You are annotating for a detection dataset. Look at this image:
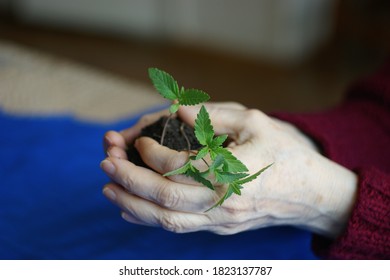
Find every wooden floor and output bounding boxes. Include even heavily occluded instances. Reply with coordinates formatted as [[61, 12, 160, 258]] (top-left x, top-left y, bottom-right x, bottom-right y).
[[0, 20, 386, 114]]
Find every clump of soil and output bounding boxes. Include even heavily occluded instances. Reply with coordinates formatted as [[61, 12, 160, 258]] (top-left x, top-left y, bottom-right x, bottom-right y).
[[127, 116, 202, 168]]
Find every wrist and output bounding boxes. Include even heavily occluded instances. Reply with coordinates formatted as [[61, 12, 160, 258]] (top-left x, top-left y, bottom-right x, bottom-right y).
[[302, 157, 358, 239], [272, 117, 358, 238]]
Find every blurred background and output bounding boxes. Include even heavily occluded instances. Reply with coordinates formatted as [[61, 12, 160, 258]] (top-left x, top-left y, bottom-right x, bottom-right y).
[[0, 0, 389, 260], [0, 0, 389, 116]]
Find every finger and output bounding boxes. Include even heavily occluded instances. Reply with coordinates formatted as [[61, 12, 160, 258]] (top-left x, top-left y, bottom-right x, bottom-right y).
[[178, 103, 249, 137], [177, 102, 246, 126], [120, 109, 170, 145], [103, 183, 152, 227], [121, 211, 149, 227], [134, 137, 210, 184], [100, 157, 216, 212], [106, 146, 128, 160], [134, 137, 188, 174], [103, 130, 127, 154], [202, 101, 247, 111], [103, 183, 212, 233]]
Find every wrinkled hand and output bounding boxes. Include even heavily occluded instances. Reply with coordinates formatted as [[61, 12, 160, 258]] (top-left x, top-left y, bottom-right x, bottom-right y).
[[101, 102, 357, 238]]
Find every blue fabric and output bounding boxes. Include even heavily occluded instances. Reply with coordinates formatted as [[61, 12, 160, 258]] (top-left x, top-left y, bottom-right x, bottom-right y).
[[0, 110, 317, 260]]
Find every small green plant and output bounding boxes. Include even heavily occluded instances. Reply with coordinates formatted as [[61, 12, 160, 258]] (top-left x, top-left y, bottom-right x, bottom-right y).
[[148, 67, 272, 210], [148, 68, 210, 146]]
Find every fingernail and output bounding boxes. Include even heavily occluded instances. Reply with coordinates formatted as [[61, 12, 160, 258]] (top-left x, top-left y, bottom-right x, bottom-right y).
[[103, 187, 116, 201], [121, 212, 135, 223], [100, 159, 116, 175], [103, 135, 112, 151], [106, 147, 114, 158], [104, 134, 113, 145], [134, 138, 140, 148], [121, 212, 129, 221]]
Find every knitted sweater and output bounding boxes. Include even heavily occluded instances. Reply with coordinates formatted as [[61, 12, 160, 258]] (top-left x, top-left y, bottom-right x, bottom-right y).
[[274, 62, 390, 259]]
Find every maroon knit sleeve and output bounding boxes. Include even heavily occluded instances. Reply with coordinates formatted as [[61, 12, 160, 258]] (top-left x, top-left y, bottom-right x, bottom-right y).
[[312, 168, 390, 259], [272, 61, 390, 259]]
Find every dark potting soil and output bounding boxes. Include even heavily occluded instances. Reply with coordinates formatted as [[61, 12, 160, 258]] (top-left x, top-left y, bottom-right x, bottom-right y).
[[127, 116, 202, 168]]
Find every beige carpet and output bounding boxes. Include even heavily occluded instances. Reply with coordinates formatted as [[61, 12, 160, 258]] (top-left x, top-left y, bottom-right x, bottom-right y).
[[0, 40, 164, 123]]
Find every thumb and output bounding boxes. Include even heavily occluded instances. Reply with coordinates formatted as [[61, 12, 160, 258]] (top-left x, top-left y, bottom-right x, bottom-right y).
[[178, 102, 247, 136]]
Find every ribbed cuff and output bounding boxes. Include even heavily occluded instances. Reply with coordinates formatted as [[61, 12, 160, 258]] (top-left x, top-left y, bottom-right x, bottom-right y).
[[311, 168, 390, 259]]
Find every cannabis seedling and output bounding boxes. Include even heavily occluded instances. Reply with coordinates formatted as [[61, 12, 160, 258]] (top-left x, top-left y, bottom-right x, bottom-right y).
[[148, 68, 272, 210], [148, 68, 210, 146]]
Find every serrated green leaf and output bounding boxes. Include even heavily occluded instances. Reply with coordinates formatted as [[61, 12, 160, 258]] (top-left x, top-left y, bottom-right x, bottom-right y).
[[194, 105, 214, 146], [209, 149, 218, 160], [213, 147, 248, 173], [206, 186, 234, 212], [195, 146, 209, 160], [179, 86, 185, 97], [230, 183, 243, 195], [236, 163, 273, 185], [179, 89, 210, 106], [163, 160, 191, 177], [169, 103, 180, 114], [186, 167, 214, 190], [209, 154, 224, 171], [208, 164, 273, 211], [210, 134, 228, 149], [214, 171, 248, 184], [148, 68, 179, 100]]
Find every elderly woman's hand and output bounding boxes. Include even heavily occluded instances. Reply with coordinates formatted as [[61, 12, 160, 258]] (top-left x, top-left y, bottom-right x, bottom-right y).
[[101, 102, 357, 238]]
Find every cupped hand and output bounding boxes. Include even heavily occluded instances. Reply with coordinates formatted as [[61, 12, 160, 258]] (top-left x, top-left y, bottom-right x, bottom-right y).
[[101, 102, 357, 238]]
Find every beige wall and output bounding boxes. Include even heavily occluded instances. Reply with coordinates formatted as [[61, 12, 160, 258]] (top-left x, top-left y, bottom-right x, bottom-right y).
[[13, 0, 336, 64]]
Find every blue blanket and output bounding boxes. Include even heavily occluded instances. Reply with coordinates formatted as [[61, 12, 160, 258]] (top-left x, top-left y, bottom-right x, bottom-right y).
[[0, 110, 317, 260]]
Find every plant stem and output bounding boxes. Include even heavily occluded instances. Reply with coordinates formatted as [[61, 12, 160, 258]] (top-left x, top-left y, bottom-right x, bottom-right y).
[[189, 150, 210, 168], [160, 114, 172, 146], [181, 122, 210, 172], [180, 122, 191, 152], [201, 158, 210, 168]]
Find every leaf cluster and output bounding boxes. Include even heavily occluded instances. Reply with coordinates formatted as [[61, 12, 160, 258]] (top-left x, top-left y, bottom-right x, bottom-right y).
[[164, 105, 272, 210], [148, 67, 272, 210], [148, 68, 210, 113]]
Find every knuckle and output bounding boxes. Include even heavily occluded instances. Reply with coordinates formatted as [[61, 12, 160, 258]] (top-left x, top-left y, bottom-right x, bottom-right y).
[[243, 109, 270, 134], [223, 206, 245, 222], [121, 172, 135, 192], [245, 108, 266, 122], [156, 185, 182, 209], [159, 212, 184, 233], [228, 101, 247, 109]]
